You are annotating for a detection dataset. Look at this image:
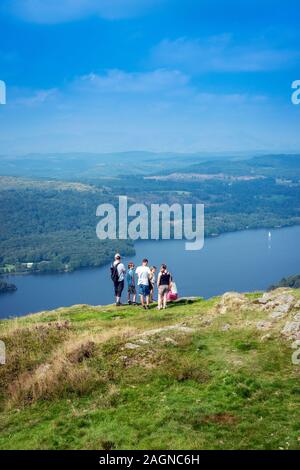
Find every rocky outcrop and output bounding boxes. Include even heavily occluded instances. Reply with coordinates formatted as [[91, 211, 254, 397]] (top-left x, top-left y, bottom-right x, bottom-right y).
[[214, 292, 248, 315], [215, 288, 300, 342], [254, 290, 295, 319], [281, 321, 300, 339]]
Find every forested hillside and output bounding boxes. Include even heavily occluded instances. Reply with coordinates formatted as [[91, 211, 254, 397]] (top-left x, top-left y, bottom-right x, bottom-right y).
[[1, 154, 300, 274], [0, 177, 134, 273]]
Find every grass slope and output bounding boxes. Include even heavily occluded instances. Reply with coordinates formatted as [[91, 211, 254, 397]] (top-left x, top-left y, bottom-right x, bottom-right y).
[[0, 294, 300, 450]]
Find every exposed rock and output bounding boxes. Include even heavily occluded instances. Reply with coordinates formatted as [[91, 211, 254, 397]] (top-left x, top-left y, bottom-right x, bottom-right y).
[[291, 340, 300, 365], [261, 333, 272, 342], [269, 303, 291, 319], [256, 291, 295, 311], [269, 311, 285, 319], [173, 296, 202, 303], [136, 339, 150, 345], [221, 324, 231, 331], [140, 324, 195, 338], [256, 292, 274, 304], [176, 326, 195, 333], [293, 313, 300, 321], [273, 303, 291, 314], [274, 293, 295, 304], [281, 321, 300, 338], [124, 343, 140, 350], [214, 289, 296, 319], [164, 337, 178, 345], [291, 339, 300, 349], [215, 292, 248, 314], [256, 320, 272, 330]]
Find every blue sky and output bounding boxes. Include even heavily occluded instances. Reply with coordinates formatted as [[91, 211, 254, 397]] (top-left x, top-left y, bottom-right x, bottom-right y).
[[0, 0, 299, 154]]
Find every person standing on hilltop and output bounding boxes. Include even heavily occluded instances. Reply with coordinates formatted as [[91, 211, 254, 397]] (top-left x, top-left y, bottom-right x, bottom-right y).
[[149, 266, 157, 303], [157, 264, 172, 310], [127, 262, 137, 305], [110, 253, 126, 306], [136, 258, 151, 309]]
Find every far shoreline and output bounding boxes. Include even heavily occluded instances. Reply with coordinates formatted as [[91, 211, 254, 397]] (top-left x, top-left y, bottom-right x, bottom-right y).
[[1, 221, 298, 278]]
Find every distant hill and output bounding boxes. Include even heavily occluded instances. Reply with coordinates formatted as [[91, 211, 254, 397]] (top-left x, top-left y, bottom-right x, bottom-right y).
[[0, 151, 213, 180], [149, 154, 300, 180], [269, 274, 300, 290]]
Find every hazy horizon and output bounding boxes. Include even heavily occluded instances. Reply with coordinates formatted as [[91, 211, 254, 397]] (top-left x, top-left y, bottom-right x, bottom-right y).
[[0, 0, 300, 155]]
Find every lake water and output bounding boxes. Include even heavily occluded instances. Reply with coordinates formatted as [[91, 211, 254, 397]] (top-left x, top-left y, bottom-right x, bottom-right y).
[[1, 225, 300, 319]]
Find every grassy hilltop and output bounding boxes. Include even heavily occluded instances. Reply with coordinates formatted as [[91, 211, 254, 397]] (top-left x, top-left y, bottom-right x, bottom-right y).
[[0, 290, 300, 450]]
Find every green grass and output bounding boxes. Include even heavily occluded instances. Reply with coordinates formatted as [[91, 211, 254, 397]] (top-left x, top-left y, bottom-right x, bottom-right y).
[[0, 295, 299, 450]]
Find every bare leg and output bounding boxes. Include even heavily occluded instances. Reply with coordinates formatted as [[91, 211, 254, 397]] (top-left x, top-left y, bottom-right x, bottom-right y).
[[146, 295, 150, 307], [140, 295, 144, 307]]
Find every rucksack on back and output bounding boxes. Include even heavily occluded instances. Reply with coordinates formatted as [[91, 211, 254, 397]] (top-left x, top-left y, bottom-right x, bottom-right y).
[[110, 262, 120, 283]]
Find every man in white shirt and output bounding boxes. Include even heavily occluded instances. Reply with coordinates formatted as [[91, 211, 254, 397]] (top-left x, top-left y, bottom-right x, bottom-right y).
[[111, 253, 126, 306], [135, 258, 151, 309]]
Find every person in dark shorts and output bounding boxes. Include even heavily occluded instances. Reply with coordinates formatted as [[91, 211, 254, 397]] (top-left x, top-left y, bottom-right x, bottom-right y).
[[110, 253, 126, 306], [136, 258, 151, 309], [127, 262, 136, 305], [157, 264, 172, 310]]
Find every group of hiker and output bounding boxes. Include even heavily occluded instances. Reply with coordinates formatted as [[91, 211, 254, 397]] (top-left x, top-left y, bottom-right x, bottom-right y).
[[110, 253, 178, 309]]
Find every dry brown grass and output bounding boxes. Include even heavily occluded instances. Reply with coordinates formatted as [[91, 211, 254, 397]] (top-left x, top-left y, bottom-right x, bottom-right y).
[[6, 326, 137, 407]]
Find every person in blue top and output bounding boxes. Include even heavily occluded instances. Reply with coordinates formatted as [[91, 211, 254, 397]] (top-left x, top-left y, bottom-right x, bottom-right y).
[[127, 262, 137, 305]]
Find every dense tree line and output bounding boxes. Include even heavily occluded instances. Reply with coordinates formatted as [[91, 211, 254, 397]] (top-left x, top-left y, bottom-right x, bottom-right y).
[[1, 154, 300, 274], [269, 275, 300, 290], [0, 281, 17, 293]]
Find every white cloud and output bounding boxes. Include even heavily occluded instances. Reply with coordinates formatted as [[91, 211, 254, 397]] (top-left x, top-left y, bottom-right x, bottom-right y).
[[195, 92, 267, 105], [150, 36, 300, 72], [4, 0, 161, 23], [15, 88, 58, 106], [73, 69, 190, 94], [10, 69, 267, 110]]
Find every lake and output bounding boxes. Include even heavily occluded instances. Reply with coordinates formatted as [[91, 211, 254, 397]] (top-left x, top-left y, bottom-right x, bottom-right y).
[[0, 225, 300, 319]]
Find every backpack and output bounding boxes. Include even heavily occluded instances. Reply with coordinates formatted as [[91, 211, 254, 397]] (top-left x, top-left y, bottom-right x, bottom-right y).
[[110, 262, 120, 283]]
